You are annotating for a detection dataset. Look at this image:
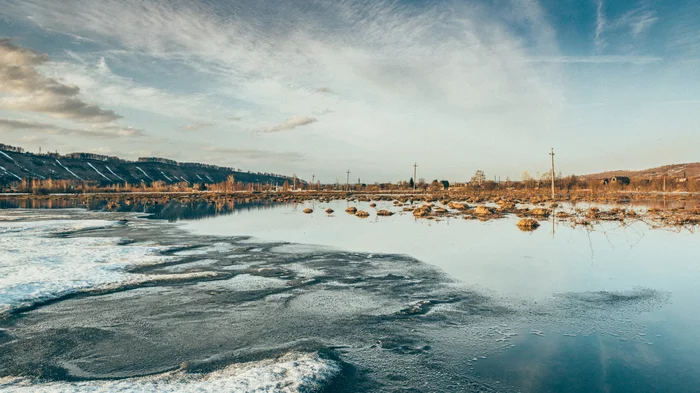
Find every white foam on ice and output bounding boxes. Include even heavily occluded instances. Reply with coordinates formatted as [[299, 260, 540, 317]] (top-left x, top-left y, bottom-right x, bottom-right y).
[[200, 274, 289, 291], [269, 243, 334, 254], [162, 259, 219, 273], [0, 351, 340, 393], [87, 162, 111, 181], [0, 219, 185, 315], [173, 243, 235, 256]]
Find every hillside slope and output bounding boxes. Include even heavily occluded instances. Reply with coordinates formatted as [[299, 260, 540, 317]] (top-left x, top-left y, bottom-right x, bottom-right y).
[[583, 162, 700, 180], [0, 145, 295, 187]]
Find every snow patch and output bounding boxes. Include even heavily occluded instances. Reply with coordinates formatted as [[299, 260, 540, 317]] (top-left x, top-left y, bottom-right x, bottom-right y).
[[160, 170, 173, 182], [105, 165, 125, 182], [55, 159, 82, 180], [0, 165, 21, 180], [87, 162, 111, 181], [136, 166, 153, 180], [0, 150, 15, 161]]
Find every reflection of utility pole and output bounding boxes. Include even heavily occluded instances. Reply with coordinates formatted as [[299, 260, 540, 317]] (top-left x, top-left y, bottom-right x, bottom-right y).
[[549, 148, 556, 200], [413, 163, 417, 191], [346, 169, 350, 191], [551, 211, 555, 238]]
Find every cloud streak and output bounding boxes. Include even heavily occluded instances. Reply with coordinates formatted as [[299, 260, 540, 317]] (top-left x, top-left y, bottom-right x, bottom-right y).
[[259, 116, 318, 133], [182, 122, 215, 131], [203, 146, 304, 161], [0, 117, 145, 138]]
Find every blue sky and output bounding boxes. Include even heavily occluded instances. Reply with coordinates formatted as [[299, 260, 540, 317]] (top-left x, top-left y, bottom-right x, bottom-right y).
[[0, 0, 698, 183]]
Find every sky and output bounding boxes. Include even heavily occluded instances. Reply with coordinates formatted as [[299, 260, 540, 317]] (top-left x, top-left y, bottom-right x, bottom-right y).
[[0, 0, 698, 183]]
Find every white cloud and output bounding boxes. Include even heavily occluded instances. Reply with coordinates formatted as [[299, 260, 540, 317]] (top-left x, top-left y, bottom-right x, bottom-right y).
[[0, 39, 121, 122], [0, 0, 568, 181]]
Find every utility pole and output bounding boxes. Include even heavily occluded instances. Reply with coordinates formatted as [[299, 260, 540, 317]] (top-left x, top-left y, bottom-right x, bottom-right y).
[[312, 174, 315, 190], [549, 148, 556, 200], [346, 169, 351, 191], [413, 163, 417, 191]]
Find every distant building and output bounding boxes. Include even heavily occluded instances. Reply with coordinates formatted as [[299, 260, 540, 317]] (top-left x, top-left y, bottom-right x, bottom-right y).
[[610, 176, 630, 185]]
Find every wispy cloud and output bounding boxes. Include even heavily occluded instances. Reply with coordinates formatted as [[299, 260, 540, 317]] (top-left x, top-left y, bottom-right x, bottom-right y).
[[0, 39, 121, 123], [595, 0, 607, 51], [527, 55, 662, 64], [182, 122, 214, 131], [0, 117, 145, 138], [0, 0, 567, 180], [594, 2, 659, 51], [259, 116, 318, 133], [203, 146, 304, 161]]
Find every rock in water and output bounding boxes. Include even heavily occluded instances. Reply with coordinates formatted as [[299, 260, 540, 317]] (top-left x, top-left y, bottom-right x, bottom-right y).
[[355, 210, 370, 218], [517, 218, 540, 231]]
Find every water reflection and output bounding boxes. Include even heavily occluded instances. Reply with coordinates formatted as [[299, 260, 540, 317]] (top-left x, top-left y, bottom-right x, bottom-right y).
[[0, 197, 283, 221]]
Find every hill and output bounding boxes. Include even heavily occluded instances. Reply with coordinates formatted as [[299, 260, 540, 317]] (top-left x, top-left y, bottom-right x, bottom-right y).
[[0, 143, 297, 187], [583, 162, 700, 180]]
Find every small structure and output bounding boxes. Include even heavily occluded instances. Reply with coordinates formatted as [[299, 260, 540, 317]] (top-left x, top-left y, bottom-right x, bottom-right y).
[[610, 176, 631, 185]]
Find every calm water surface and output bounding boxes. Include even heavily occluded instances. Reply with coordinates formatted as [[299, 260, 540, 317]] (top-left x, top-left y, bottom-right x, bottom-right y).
[[181, 199, 700, 392]]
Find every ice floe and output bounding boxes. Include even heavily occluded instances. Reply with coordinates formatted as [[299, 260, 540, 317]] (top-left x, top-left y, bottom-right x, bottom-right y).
[[0, 219, 174, 315], [0, 352, 339, 393]]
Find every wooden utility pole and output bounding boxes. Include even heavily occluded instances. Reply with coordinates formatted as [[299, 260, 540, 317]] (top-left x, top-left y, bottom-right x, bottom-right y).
[[549, 148, 556, 200], [346, 169, 350, 191], [413, 163, 417, 191]]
